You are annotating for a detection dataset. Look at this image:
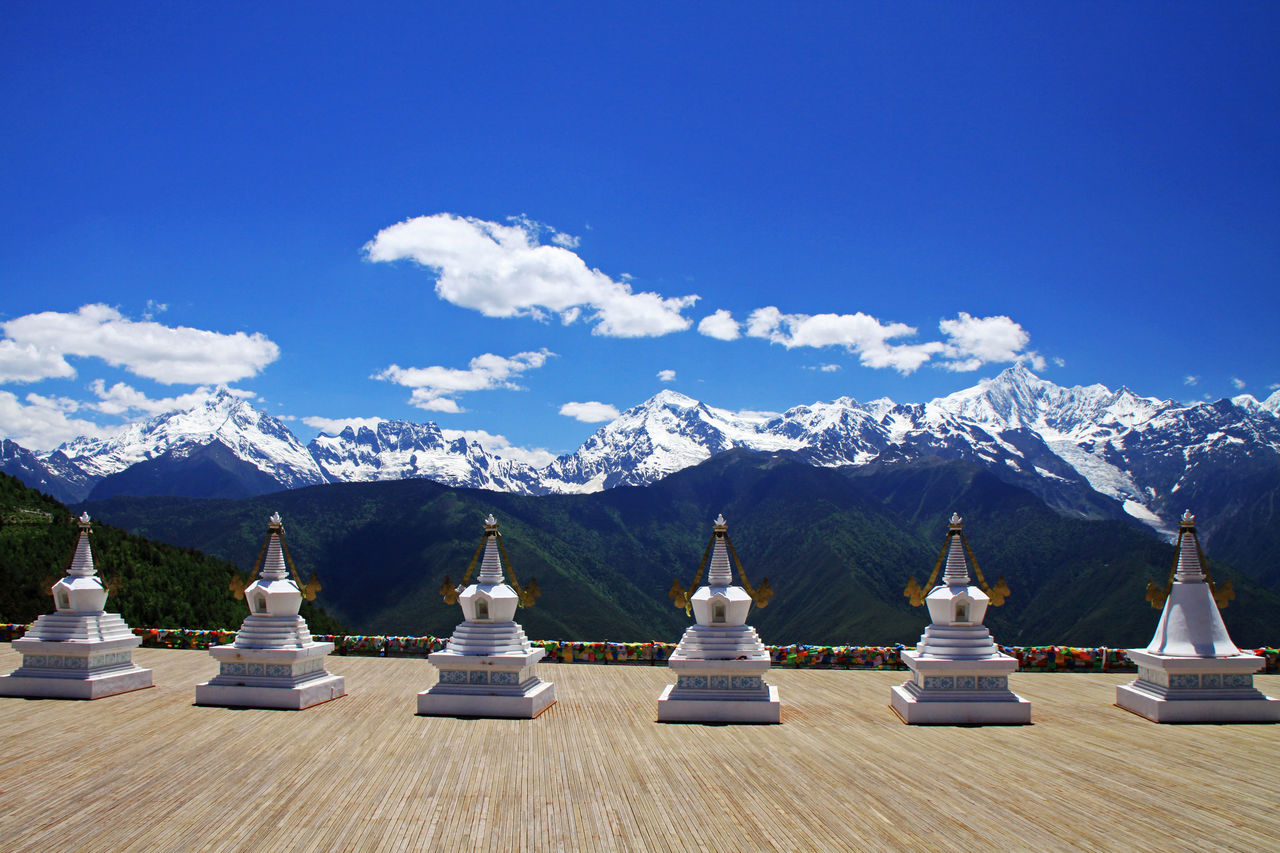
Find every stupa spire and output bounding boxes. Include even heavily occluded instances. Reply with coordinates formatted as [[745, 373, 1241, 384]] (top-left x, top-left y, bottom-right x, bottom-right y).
[[1173, 511, 1206, 583], [942, 514, 970, 586], [260, 513, 289, 581], [66, 512, 96, 578], [477, 515, 505, 584], [707, 515, 733, 586]]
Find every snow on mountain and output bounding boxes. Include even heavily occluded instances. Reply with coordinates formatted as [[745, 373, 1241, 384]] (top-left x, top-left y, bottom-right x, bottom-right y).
[[537, 390, 803, 493], [2, 439, 95, 504], [933, 363, 1169, 440], [6, 367, 1279, 543], [52, 389, 326, 489], [763, 398, 888, 466], [307, 420, 541, 493]]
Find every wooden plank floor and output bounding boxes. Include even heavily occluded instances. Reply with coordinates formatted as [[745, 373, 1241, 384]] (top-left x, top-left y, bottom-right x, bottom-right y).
[[1, 645, 1277, 852]]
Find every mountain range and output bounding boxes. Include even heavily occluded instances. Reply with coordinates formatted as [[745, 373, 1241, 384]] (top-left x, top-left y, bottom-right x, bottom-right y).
[[5, 365, 1280, 574], [77, 451, 1280, 646]]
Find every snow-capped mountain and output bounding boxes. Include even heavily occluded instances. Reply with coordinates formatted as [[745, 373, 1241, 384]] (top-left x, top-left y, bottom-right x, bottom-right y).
[[526, 366, 1280, 537], [2, 439, 96, 503], [7, 368, 1280, 545], [56, 389, 326, 494], [307, 420, 541, 493], [538, 390, 802, 492]]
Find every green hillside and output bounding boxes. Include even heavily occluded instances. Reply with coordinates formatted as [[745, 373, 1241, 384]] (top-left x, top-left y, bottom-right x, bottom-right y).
[[83, 452, 1280, 647], [0, 473, 343, 632]]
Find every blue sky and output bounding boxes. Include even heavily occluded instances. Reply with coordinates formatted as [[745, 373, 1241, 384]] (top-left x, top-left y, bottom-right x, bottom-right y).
[[2, 4, 1277, 460]]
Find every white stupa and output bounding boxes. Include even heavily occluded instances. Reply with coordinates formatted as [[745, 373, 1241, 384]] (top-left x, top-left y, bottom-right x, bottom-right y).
[[0, 513, 152, 699], [657, 515, 780, 723], [891, 514, 1030, 725], [195, 513, 345, 710], [1117, 511, 1279, 723], [417, 515, 555, 718]]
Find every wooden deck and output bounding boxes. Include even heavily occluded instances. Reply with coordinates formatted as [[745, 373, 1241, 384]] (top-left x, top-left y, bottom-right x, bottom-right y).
[[1, 645, 1278, 852]]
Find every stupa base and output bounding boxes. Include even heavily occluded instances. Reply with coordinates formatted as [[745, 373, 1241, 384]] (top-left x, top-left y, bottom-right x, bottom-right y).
[[195, 641, 345, 710], [0, 666, 153, 700], [418, 648, 555, 719], [1116, 650, 1279, 723], [417, 679, 556, 718], [658, 657, 780, 723], [195, 673, 346, 710], [0, 635, 153, 700], [657, 683, 781, 723], [892, 650, 1029, 725], [890, 682, 1030, 725]]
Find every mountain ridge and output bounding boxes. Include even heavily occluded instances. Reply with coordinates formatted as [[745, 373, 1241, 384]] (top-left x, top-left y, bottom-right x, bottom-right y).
[[79, 452, 1280, 646], [6, 368, 1280, 565]]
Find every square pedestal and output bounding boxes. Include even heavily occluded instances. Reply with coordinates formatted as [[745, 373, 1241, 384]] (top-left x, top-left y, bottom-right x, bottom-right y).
[[195, 642, 345, 710], [891, 651, 1030, 725], [657, 658, 781, 723], [0, 636, 153, 700], [1115, 650, 1280, 723], [417, 649, 555, 719]]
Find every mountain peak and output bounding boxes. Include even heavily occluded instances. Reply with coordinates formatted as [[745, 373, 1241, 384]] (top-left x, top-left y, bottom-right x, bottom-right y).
[[646, 389, 699, 409], [994, 362, 1041, 384]]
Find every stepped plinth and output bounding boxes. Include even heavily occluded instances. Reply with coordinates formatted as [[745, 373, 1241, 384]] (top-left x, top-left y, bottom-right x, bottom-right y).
[[418, 515, 555, 718], [658, 515, 780, 723], [891, 514, 1029, 725], [0, 513, 152, 699], [1117, 511, 1279, 723], [195, 513, 345, 710]]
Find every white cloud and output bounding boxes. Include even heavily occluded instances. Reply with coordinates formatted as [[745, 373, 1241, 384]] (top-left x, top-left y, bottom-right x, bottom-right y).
[[1053, 356, 1066, 368], [439, 428, 557, 468], [698, 309, 741, 341], [1231, 377, 1246, 390], [803, 363, 842, 372], [506, 213, 581, 250], [301, 416, 385, 435], [1184, 375, 1199, 386], [657, 369, 677, 382], [745, 306, 943, 374], [743, 306, 1039, 374], [1, 304, 279, 385], [938, 312, 1042, 372], [0, 390, 118, 451], [374, 349, 553, 412], [142, 299, 168, 320], [559, 401, 620, 423], [87, 381, 250, 417], [364, 213, 698, 337], [0, 340, 75, 383]]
